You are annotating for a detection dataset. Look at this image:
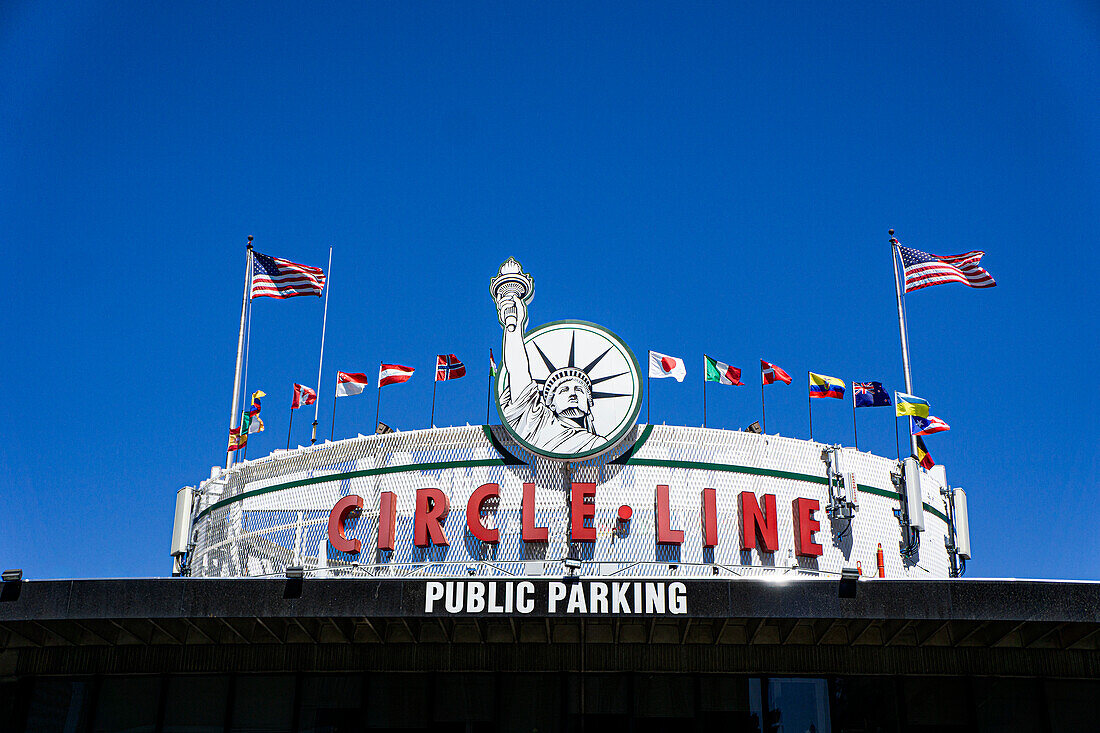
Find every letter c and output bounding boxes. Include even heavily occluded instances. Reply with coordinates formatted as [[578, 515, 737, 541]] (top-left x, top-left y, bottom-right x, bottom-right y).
[[328, 494, 363, 554]]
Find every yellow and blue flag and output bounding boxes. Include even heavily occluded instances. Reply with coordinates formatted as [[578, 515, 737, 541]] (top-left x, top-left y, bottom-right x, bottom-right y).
[[808, 372, 845, 399], [895, 392, 930, 418]]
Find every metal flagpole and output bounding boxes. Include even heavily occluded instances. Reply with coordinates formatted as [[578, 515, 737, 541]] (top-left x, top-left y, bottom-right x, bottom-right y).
[[760, 367, 766, 434], [851, 385, 859, 451], [226, 236, 253, 468], [310, 247, 333, 445], [807, 372, 813, 442], [702, 360, 707, 428], [486, 353, 492, 425], [895, 414, 901, 460], [431, 376, 437, 427], [286, 396, 294, 450], [647, 375, 651, 424], [330, 375, 338, 441], [890, 230, 919, 458], [375, 362, 382, 432]]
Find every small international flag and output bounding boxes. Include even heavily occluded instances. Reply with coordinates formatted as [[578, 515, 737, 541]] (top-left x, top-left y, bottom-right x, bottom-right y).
[[227, 427, 246, 452], [704, 355, 743, 386], [336, 372, 370, 397], [250, 251, 326, 299], [915, 435, 935, 470], [808, 372, 845, 399], [896, 240, 996, 293], [292, 384, 317, 409], [436, 354, 467, 381], [761, 360, 792, 385], [649, 351, 686, 382], [895, 392, 931, 418], [489, 349, 498, 377], [911, 416, 950, 436], [853, 381, 891, 408], [379, 363, 415, 388]]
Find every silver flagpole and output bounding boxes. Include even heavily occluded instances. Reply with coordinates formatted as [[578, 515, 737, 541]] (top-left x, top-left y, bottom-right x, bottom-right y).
[[890, 229, 919, 457], [226, 236, 254, 468], [311, 246, 333, 445]]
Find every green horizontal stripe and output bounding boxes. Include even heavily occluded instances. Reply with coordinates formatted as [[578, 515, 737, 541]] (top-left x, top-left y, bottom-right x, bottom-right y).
[[198, 425, 947, 526], [624, 457, 831, 485], [624, 457, 947, 523], [196, 458, 506, 520]]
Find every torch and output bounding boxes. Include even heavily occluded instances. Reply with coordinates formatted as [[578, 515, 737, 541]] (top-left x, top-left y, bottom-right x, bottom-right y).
[[490, 257, 535, 333]]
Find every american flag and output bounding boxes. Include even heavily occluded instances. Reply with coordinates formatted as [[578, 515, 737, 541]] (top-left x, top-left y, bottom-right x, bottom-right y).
[[251, 251, 326, 299], [436, 354, 467, 381], [896, 240, 996, 293]]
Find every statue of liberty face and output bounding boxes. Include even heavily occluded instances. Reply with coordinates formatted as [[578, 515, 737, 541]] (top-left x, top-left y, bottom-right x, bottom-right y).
[[548, 376, 594, 419]]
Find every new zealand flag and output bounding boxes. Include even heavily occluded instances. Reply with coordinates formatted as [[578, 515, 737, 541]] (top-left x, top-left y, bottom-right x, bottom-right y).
[[853, 381, 891, 408]]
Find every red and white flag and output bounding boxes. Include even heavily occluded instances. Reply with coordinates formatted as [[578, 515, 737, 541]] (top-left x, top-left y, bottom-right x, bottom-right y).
[[648, 351, 686, 382], [761, 359, 792, 385], [336, 372, 370, 397], [379, 363, 415, 388], [435, 354, 467, 381], [291, 383, 317, 409]]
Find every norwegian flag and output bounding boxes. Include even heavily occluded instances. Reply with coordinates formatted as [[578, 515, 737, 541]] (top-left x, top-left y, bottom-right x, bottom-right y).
[[896, 239, 996, 293], [292, 383, 317, 409], [761, 359, 792, 385], [435, 354, 467, 381]]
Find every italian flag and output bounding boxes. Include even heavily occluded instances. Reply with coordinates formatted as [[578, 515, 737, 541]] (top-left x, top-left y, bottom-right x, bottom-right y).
[[704, 355, 743, 386]]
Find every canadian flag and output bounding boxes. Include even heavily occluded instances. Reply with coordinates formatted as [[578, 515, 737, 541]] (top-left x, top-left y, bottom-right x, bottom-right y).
[[379, 363, 415, 388], [292, 383, 317, 409], [648, 351, 686, 382], [336, 372, 370, 397]]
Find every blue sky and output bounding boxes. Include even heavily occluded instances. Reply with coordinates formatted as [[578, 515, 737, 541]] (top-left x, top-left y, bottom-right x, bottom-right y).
[[1, 2, 1096, 580]]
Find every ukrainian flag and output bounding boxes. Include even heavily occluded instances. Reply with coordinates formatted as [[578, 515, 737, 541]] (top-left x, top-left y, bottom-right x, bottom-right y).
[[808, 372, 845, 399], [895, 392, 930, 418]]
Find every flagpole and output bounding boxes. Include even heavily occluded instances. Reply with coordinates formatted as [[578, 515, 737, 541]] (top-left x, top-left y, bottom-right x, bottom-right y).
[[702, 359, 707, 428], [807, 372, 813, 442], [759, 363, 766, 434], [647, 375, 651, 424], [431, 376, 437, 427], [486, 353, 492, 425], [851, 385, 859, 451], [287, 396, 294, 450], [330, 374, 338, 441], [375, 362, 382, 432], [310, 247, 333, 445], [895, 415, 901, 460], [890, 230, 919, 458], [226, 236, 253, 468]]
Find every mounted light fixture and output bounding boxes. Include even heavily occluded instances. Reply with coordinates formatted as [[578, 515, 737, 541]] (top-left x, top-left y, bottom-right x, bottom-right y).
[[838, 567, 859, 598]]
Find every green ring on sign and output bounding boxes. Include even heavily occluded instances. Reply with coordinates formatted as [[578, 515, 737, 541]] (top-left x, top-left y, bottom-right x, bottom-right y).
[[494, 320, 643, 461]]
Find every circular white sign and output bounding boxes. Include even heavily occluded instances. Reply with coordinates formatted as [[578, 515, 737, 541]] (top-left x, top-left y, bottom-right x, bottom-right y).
[[495, 320, 643, 460]]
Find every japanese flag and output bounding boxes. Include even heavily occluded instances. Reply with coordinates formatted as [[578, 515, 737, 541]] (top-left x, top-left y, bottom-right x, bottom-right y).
[[648, 351, 686, 382]]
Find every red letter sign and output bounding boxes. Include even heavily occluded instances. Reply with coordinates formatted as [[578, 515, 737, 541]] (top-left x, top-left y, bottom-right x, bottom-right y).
[[739, 492, 778, 552], [655, 485, 684, 545], [466, 483, 500, 544], [378, 491, 397, 551], [522, 482, 548, 542], [571, 482, 597, 542], [414, 488, 450, 547], [792, 497, 823, 557], [328, 494, 363, 555], [701, 488, 718, 548]]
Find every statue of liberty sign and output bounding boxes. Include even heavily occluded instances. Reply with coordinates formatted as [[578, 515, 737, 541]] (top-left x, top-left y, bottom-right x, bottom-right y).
[[490, 258, 643, 460]]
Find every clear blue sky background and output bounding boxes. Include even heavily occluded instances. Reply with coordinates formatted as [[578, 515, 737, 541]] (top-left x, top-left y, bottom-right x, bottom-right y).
[[1, 2, 1096, 580]]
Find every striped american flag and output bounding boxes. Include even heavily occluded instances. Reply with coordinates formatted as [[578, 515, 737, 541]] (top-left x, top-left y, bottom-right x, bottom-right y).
[[250, 251, 326, 299], [896, 240, 996, 293]]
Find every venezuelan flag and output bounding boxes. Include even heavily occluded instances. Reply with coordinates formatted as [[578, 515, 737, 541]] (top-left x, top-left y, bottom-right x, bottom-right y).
[[808, 372, 845, 399], [895, 392, 930, 418]]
